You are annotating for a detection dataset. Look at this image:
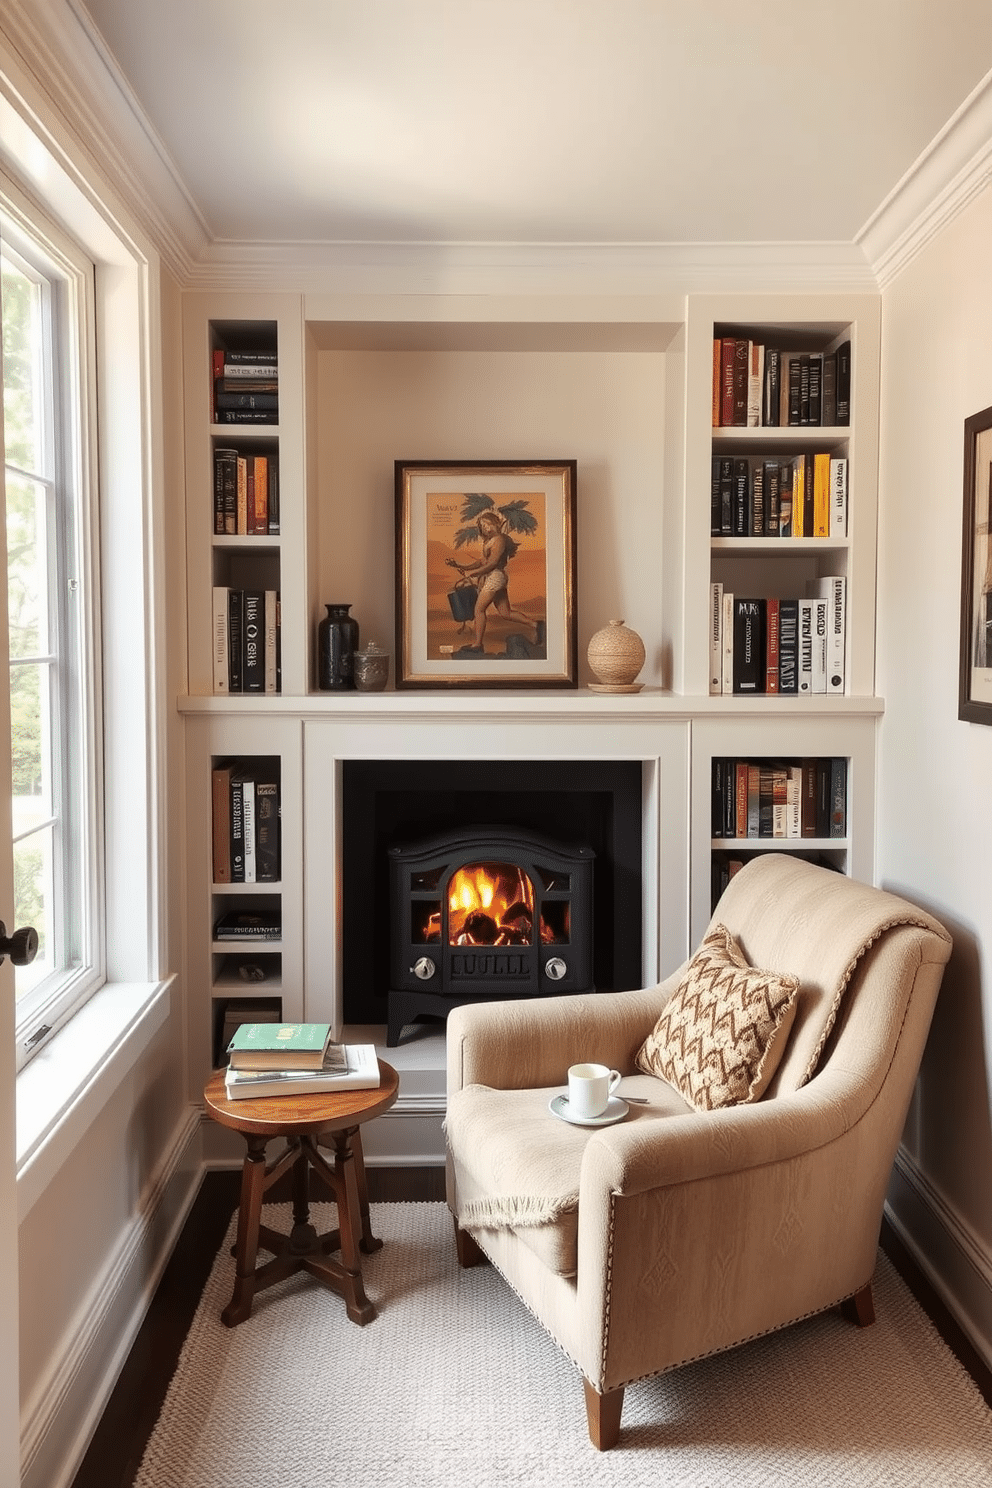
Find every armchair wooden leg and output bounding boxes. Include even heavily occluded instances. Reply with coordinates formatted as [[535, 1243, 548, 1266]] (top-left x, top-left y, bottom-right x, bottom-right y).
[[453, 1219, 488, 1268], [841, 1282, 875, 1327], [583, 1379, 624, 1450]]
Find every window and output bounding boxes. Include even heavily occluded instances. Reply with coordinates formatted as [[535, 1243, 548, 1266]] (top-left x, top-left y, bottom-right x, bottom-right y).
[[2, 210, 102, 1069]]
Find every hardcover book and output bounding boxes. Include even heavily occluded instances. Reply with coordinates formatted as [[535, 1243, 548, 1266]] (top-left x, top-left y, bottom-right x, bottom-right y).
[[226, 1021, 333, 1071], [224, 1043, 381, 1097], [733, 598, 765, 694], [213, 909, 282, 940]]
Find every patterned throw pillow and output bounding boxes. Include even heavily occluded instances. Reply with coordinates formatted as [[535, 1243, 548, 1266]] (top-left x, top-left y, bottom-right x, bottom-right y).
[[635, 924, 800, 1110]]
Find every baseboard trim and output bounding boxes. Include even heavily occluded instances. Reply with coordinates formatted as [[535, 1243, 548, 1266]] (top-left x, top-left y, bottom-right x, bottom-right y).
[[887, 1146, 992, 1373], [20, 1106, 204, 1488]]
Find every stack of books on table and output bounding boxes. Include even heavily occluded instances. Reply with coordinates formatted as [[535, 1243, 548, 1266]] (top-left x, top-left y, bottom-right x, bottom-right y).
[[224, 1021, 380, 1100]]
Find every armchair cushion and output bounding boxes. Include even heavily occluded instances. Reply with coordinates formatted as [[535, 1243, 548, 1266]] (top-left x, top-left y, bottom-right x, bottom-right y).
[[634, 924, 799, 1110]]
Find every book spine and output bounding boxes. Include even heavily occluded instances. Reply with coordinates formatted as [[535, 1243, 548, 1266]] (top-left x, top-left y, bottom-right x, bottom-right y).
[[830, 457, 848, 538], [797, 599, 814, 694], [807, 354, 822, 425], [750, 460, 765, 536], [765, 597, 780, 693], [242, 591, 265, 692], [721, 590, 735, 697], [229, 771, 246, 882], [236, 456, 248, 534], [733, 458, 750, 537], [253, 454, 268, 534], [732, 338, 749, 425], [801, 760, 818, 838], [214, 390, 279, 412], [746, 341, 763, 427], [813, 452, 831, 538], [212, 587, 229, 694], [798, 354, 811, 426], [778, 462, 794, 538], [214, 447, 237, 535], [821, 352, 837, 426], [254, 778, 280, 881], [816, 575, 846, 693], [815, 760, 832, 838], [709, 581, 724, 695], [211, 766, 232, 883], [242, 779, 256, 884], [835, 340, 851, 425], [711, 456, 722, 536], [830, 758, 847, 837], [712, 339, 722, 426], [712, 758, 725, 837], [733, 598, 765, 694], [223, 350, 278, 365], [719, 456, 734, 535], [267, 459, 280, 534], [764, 460, 780, 535], [778, 599, 799, 693], [787, 356, 802, 425], [811, 596, 828, 693], [222, 362, 279, 379], [720, 339, 736, 427], [227, 590, 244, 692], [802, 452, 814, 537], [735, 761, 748, 840], [215, 409, 278, 425], [792, 456, 805, 536], [746, 763, 760, 837], [264, 589, 279, 694], [787, 765, 802, 838], [763, 347, 780, 427]]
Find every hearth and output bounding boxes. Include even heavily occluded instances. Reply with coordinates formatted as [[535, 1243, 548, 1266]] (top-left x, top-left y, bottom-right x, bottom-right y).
[[340, 758, 643, 1041], [386, 824, 594, 1045]]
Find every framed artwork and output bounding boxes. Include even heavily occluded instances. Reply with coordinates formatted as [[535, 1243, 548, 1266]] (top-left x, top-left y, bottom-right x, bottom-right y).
[[959, 404, 992, 723], [394, 459, 577, 689]]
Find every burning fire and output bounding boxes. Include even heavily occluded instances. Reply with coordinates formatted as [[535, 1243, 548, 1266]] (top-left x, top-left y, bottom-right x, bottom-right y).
[[442, 861, 559, 946]]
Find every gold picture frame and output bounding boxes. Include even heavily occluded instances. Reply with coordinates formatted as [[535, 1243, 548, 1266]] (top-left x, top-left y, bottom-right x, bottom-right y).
[[959, 404, 992, 724], [394, 460, 577, 689]]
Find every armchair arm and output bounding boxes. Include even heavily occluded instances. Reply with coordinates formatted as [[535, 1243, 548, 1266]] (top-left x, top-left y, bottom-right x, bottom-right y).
[[446, 980, 682, 1095]]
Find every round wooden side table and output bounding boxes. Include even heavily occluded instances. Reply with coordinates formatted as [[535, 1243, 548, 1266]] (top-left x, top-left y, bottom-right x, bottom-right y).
[[203, 1060, 399, 1327]]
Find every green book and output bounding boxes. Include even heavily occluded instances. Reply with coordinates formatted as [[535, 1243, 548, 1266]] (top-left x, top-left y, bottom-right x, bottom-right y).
[[226, 1021, 332, 1070]]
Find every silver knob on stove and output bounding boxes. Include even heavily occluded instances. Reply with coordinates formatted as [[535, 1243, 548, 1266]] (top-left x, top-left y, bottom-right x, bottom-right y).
[[411, 956, 436, 980], [545, 957, 568, 981]]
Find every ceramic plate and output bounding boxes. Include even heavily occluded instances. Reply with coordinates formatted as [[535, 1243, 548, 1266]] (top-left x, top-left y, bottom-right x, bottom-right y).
[[549, 1093, 628, 1128]]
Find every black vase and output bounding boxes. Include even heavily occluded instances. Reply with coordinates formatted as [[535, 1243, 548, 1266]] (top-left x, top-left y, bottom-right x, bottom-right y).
[[317, 603, 359, 690]]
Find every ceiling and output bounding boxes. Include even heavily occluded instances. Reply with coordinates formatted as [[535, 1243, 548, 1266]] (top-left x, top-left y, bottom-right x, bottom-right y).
[[78, 0, 991, 252]]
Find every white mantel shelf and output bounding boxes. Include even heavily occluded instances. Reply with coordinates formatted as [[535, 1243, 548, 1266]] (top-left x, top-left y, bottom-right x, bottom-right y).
[[177, 690, 884, 719]]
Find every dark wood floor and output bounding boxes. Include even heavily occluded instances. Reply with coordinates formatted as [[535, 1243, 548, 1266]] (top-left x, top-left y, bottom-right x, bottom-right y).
[[69, 1168, 990, 1488]]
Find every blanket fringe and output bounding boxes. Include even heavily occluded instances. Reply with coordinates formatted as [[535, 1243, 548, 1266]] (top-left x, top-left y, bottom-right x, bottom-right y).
[[459, 1192, 578, 1231]]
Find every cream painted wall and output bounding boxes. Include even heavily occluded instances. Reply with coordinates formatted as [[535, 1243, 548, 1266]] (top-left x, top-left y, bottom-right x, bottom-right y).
[[314, 349, 667, 686], [878, 179, 992, 1356]]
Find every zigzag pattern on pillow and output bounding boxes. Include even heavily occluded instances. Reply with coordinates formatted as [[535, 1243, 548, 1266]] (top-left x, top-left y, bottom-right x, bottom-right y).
[[636, 924, 799, 1110]]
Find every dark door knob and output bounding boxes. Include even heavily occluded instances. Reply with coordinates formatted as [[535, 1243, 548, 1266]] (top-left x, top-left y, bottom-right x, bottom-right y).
[[0, 921, 39, 966]]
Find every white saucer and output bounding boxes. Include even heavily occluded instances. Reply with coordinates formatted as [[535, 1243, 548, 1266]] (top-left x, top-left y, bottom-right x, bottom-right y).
[[549, 1093, 629, 1128]]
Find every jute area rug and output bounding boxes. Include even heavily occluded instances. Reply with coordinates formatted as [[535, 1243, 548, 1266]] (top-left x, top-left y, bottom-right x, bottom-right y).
[[135, 1201, 992, 1488]]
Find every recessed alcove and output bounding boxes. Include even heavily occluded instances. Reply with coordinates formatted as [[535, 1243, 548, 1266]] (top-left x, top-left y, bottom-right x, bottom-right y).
[[341, 758, 643, 1035]]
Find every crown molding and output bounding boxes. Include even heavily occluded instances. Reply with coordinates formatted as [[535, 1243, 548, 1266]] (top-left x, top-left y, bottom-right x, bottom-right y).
[[184, 238, 879, 297], [857, 67, 992, 288], [0, 0, 206, 280]]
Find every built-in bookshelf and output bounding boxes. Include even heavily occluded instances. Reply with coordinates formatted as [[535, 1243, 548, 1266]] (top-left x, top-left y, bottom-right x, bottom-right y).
[[180, 290, 882, 1090]]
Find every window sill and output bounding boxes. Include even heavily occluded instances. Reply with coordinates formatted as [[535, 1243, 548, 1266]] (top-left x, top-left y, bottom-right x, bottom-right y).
[[16, 977, 173, 1222]]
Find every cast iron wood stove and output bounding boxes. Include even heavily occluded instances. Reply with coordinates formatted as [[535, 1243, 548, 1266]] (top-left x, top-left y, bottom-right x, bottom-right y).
[[387, 824, 594, 1045]]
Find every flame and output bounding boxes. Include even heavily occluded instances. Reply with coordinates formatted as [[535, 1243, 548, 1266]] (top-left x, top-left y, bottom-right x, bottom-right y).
[[447, 862, 534, 945]]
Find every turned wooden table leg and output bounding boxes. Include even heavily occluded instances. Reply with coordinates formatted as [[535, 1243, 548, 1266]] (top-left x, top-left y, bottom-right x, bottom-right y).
[[325, 1130, 376, 1326], [350, 1128, 382, 1255], [223, 1134, 269, 1327]]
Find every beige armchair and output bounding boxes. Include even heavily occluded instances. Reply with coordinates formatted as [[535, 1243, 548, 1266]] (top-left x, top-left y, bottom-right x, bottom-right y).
[[445, 854, 952, 1449]]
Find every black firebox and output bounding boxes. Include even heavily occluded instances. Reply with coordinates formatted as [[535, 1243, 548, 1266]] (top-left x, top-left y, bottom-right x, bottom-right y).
[[386, 824, 594, 1045]]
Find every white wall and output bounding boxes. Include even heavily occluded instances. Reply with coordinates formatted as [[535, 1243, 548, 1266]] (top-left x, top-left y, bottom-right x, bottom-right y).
[[878, 178, 992, 1362]]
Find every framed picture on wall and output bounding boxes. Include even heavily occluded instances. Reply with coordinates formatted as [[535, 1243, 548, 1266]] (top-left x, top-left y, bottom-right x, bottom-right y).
[[394, 459, 577, 689], [959, 404, 992, 724]]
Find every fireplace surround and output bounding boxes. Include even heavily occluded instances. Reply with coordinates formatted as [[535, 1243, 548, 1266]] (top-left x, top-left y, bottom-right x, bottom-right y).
[[341, 758, 643, 1039]]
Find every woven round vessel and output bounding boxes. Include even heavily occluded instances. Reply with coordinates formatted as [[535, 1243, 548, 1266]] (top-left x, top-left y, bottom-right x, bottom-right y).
[[587, 619, 646, 693]]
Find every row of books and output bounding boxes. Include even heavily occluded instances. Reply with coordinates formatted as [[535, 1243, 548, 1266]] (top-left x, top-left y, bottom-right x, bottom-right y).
[[709, 579, 846, 695], [711, 757, 847, 841], [212, 587, 281, 694], [711, 454, 846, 538], [223, 1021, 380, 1100], [211, 759, 281, 883], [213, 448, 280, 536], [211, 347, 279, 425], [712, 338, 851, 428]]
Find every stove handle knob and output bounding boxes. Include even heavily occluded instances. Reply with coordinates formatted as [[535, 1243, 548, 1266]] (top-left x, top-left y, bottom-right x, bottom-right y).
[[411, 956, 436, 980], [545, 957, 568, 982]]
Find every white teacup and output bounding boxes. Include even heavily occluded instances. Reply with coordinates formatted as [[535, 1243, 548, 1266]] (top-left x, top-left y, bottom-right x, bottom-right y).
[[567, 1062, 621, 1119]]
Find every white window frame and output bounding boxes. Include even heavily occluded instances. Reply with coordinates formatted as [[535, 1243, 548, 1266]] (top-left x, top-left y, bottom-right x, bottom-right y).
[[2, 202, 104, 1072]]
